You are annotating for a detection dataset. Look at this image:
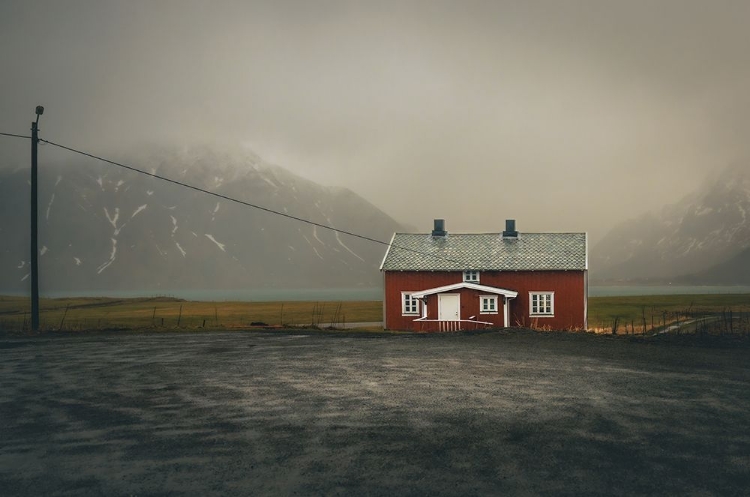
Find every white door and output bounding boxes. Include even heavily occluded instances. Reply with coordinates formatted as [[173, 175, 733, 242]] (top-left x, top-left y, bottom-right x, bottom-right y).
[[438, 294, 460, 321]]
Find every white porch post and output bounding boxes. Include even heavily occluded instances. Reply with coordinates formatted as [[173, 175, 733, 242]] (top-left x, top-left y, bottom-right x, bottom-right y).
[[503, 297, 509, 328]]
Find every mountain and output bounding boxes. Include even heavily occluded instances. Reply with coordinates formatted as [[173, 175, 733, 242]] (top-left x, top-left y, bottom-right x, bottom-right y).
[[0, 145, 404, 293], [676, 247, 750, 284], [591, 163, 750, 283]]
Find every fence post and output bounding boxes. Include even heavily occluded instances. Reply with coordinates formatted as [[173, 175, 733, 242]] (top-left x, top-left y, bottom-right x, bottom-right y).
[[59, 304, 69, 331]]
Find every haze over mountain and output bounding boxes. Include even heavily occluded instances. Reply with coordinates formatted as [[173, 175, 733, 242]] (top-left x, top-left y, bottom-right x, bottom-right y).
[[4, 1, 750, 241], [0, 146, 404, 294], [592, 163, 750, 283]]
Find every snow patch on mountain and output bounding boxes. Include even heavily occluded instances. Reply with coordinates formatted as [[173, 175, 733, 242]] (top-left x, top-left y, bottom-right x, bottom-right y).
[[97, 238, 117, 274], [175, 242, 186, 257], [262, 176, 278, 188], [312, 226, 325, 245], [40, 246, 48, 256], [104, 207, 119, 229], [131, 204, 147, 219], [301, 235, 323, 260], [46, 193, 55, 221], [334, 232, 364, 261], [205, 234, 226, 252]]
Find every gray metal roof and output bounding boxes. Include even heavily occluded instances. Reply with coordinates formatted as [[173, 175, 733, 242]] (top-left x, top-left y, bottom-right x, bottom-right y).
[[380, 233, 587, 271]]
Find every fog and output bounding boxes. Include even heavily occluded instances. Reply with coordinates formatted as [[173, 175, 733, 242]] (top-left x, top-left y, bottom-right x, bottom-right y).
[[2, 0, 749, 241]]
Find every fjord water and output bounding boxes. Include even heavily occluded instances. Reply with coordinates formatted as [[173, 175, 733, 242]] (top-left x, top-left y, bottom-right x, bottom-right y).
[[588, 285, 750, 297], [21, 285, 750, 301]]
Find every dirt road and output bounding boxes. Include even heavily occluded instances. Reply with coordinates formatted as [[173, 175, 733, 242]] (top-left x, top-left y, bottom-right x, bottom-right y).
[[1, 329, 748, 495]]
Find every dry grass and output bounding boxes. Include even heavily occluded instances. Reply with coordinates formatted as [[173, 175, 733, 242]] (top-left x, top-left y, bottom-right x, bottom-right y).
[[0, 296, 382, 332], [587, 294, 750, 334], [2, 293, 748, 333]]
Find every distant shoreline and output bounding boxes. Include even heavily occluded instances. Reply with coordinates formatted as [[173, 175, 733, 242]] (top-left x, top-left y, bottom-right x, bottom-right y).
[[1, 284, 749, 302]]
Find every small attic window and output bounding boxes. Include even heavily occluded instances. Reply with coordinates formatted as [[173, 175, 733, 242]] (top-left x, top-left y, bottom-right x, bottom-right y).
[[463, 270, 480, 283]]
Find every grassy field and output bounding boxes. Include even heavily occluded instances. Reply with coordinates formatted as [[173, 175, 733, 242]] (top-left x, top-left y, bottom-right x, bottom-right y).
[[587, 293, 750, 334], [0, 296, 382, 331], [1, 293, 748, 332]]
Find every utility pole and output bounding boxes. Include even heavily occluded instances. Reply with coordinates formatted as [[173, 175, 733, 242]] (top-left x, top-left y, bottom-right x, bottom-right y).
[[31, 106, 44, 332]]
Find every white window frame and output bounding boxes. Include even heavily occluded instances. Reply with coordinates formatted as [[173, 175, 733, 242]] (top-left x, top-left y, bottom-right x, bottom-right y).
[[529, 292, 554, 317], [479, 295, 498, 314], [463, 270, 480, 283], [402, 292, 421, 315]]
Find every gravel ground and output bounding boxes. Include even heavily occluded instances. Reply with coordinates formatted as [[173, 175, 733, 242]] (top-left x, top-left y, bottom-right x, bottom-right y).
[[1, 329, 749, 496]]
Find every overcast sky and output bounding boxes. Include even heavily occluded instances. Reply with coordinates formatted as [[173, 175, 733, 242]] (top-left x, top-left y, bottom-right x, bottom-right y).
[[2, 0, 749, 241]]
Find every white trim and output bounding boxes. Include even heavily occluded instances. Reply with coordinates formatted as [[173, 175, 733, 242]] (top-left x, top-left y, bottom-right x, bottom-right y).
[[529, 291, 555, 317], [379, 233, 397, 271], [463, 270, 480, 283], [503, 297, 509, 327], [584, 232, 589, 270], [410, 282, 518, 299], [479, 295, 498, 314], [401, 292, 420, 316]]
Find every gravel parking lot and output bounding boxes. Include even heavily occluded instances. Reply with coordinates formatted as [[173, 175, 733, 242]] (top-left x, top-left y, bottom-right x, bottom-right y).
[[1, 329, 749, 496]]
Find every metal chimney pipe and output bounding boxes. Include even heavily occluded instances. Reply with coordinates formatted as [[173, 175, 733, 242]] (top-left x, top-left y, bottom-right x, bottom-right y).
[[432, 219, 447, 237], [503, 219, 518, 238]]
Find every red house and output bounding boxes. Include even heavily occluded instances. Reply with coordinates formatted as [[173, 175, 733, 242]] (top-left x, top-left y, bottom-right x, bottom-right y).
[[380, 219, 588, 332]]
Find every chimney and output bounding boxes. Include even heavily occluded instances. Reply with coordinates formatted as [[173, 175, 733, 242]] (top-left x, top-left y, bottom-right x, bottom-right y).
[[432, 219, 447, 237], [502, 219, 518, 238]]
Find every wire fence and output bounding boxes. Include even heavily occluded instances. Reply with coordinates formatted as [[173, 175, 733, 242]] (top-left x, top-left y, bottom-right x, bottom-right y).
[[0, 298, 375, 333], [587, 307, 750, 336]]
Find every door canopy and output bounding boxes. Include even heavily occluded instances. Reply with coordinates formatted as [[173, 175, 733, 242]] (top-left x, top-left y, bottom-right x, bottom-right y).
[[410, 282, 518, 299]]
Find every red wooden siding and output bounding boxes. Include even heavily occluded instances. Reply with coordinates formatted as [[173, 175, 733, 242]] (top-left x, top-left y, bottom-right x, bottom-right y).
[[384, 270, 586, 331]]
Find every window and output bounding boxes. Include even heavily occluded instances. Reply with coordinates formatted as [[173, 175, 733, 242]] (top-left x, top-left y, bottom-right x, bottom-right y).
[[463, 270, 480, 283], [480, 295, 498, 314], [530, 292, 554, 316], [402, 292, 420, 315]]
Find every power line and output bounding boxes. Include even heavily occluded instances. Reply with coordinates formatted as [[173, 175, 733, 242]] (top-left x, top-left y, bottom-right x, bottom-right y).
[[39, 138, 462, 265], [0, 131, 32, 139]]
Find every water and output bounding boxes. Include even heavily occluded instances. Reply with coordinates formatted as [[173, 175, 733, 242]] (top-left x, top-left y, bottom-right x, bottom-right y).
[[6, 285, 749, 301], [588, 285, 750, 297], [32, 287, 383, 302]]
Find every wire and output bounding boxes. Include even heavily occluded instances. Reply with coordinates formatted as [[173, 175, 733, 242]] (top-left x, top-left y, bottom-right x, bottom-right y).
[[0, 132, 31, 139], [39, 138, 462, 265]]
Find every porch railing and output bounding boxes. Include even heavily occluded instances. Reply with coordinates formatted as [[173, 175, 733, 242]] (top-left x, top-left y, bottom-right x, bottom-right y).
[[413, 318, 494, 332]]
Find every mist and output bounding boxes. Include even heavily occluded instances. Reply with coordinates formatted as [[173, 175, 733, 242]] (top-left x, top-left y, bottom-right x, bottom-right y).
[[2, 0, 750, 241]]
